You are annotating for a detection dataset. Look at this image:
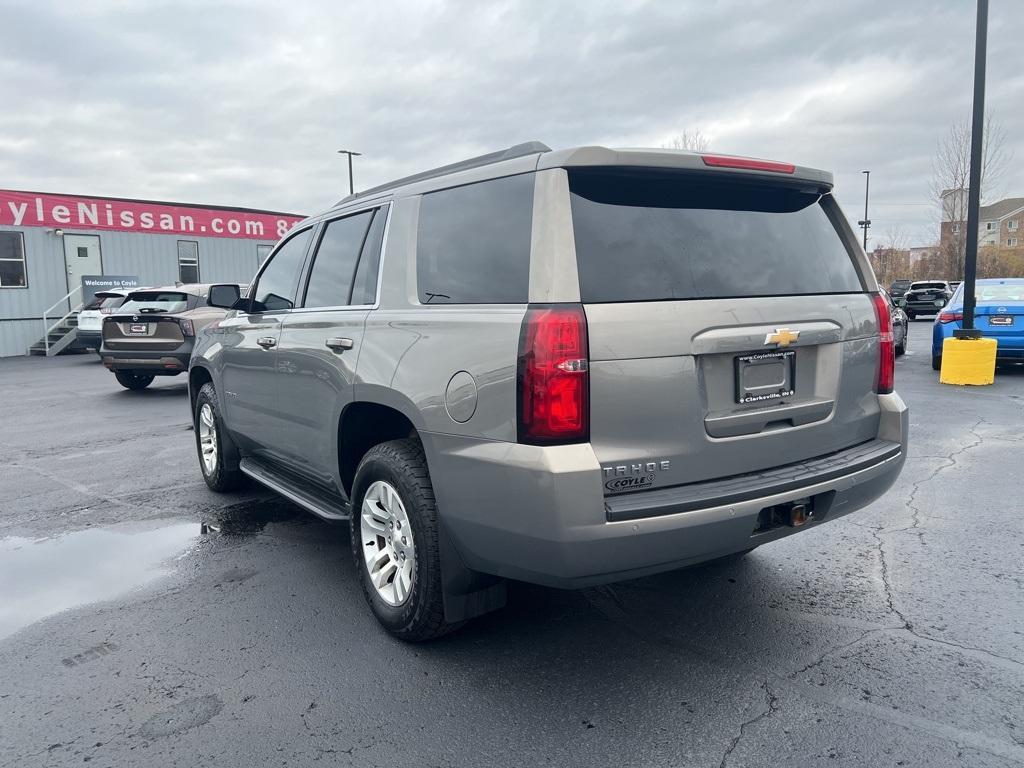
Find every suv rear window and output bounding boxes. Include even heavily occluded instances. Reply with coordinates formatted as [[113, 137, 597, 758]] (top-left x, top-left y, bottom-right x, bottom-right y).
[[118, 291, 190, 314], [416, 173, 533, 304], [568, 169, 863, 303], [911, 282, 947, 290]]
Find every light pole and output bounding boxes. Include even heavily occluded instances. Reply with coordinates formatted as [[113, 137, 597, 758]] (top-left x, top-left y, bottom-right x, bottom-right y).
[[337, 149, 362, 195], [858, 170, 871, 252], [958, 0, 988, 337]]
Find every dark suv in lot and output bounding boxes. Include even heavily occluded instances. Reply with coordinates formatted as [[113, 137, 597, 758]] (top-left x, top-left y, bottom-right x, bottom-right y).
[[902, 280, 953, 319], [189, 142, 908, 640]]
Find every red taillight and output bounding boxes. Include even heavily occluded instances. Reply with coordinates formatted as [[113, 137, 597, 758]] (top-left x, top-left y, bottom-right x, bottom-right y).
[[179, 318, 195, 337], [701, 154, 796, 174], [871, 293, 894, 395], [938, 311, 963, 324], [517, 305, 589, 444]]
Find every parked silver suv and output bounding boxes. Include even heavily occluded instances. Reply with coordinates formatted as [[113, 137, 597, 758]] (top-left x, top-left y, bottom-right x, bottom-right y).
[[190, 142, 908, 640]]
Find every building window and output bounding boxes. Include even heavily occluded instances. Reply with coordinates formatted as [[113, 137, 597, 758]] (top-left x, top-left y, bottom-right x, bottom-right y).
[[985, 221, 996, 231], [1009, 219, 1019, 231], [177, 240, 200, 283], [0, 231, 28, 287], [952, 223, 961, 234], [256, 243, 273, 267], [1008, 238, 1019, 247]]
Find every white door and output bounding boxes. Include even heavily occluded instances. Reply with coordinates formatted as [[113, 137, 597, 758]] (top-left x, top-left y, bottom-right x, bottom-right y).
[[63, 234, 102, 308]]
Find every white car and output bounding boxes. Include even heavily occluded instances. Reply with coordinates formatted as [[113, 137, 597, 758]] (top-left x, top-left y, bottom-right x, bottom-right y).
[[77, 290, 129, 352]]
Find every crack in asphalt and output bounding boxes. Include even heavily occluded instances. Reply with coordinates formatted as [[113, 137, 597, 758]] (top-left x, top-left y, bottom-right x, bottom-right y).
[[863, 418, 987, 634], [718, 679, 779, 768]]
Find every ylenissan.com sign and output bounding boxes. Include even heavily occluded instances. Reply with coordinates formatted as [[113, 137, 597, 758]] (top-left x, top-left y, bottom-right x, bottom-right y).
[[0, 189, 304, 241]]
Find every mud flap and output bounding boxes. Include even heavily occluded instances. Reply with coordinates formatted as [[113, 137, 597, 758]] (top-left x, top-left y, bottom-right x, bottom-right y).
[[439, 521, 506, 623]]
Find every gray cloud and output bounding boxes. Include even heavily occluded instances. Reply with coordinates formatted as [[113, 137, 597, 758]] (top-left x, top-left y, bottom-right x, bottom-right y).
[[0, 0, 1020, 248]]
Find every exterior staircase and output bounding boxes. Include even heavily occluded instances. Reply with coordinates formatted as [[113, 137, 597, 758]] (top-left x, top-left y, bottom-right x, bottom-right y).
[[27, 286, 86, 357], [28, 314, 80, 356]]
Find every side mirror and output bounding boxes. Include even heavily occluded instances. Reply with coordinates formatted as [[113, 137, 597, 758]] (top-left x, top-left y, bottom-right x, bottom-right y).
[[208, 284, 241, 309]]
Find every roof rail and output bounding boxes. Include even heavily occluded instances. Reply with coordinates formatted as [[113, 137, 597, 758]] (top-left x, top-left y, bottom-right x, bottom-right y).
[[335, 141, 551, 205]]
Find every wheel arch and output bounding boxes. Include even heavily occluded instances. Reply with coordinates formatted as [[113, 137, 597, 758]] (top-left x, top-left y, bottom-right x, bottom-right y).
[[338, 390, 425, 498], [188, 364, 214, 413]]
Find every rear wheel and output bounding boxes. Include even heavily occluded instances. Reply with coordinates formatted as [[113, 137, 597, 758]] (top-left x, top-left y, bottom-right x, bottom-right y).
[[350, 439, 460, 642], [932, 354, 942, 371], [114, 371, 154, 390], [895, 331, 906, 356], [194, 382, 244, 492]]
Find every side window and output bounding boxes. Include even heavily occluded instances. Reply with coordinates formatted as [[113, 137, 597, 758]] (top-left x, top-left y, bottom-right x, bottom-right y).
[[250, 228, 313, 313], [416, 173, 534, 304], [256, 243, 273, 268], [350, 207, 387, 306], [303, 211, 374, 308]]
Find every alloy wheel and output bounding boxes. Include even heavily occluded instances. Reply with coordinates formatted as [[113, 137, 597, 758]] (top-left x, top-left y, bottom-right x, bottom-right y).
[[360, 480, 415, 606]]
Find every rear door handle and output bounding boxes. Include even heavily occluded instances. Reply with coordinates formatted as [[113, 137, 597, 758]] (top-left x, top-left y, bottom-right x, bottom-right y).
[[256, 336, 277, 349], [325, 337, 354, 352]]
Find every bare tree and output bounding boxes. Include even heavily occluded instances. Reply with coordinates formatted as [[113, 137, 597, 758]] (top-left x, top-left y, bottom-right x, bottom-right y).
[[869, 226, 911, 287], [929, 115, 1011, 279], [663, 129, 709, 152]]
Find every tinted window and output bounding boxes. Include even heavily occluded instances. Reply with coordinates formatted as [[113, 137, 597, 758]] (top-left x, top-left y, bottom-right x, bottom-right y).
[[416, 173, 533, 304], [569, 169, 863, 303], [120, 291, 190, 314], [251, 228, 313, 313], [351, 207, 387, 305], [303, 211, 373, 308], [912, 282, 947, 290]]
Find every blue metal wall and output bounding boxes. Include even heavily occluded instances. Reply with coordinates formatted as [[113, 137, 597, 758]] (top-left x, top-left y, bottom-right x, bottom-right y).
[[0, 224, 276, 356]]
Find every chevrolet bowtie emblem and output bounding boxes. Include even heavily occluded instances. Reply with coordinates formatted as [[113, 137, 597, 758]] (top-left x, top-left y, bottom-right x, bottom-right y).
[[764, 328, 800, 347]]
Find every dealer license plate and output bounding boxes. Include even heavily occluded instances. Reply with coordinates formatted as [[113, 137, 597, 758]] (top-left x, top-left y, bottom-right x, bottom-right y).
[[127, 323, 148, 336], [735, 349, 796, 404]]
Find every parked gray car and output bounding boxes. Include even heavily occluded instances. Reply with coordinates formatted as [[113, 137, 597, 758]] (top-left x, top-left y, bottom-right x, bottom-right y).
[[189, 142, 908, 640]]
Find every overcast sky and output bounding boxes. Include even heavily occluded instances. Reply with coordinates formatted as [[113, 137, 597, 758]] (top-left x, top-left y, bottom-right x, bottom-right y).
[[0, 0, 1021, 248]]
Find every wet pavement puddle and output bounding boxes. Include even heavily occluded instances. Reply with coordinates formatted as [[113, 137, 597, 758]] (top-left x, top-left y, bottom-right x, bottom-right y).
[[0, 520, 197, 641]]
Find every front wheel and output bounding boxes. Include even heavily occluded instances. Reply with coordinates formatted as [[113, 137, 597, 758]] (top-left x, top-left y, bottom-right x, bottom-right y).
[[114, 371, 154, 390], [194, 382, 244, 492], [350, 439, 460, 642]]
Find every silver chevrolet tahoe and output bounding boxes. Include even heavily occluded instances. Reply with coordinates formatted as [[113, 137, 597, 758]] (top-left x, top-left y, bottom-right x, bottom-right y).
[[189, 142, 908, 641]]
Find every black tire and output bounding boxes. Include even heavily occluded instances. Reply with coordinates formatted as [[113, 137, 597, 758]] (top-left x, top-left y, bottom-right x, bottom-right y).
[[114, 371, 154, 390], [906, 311, 916, 321], [350, 438, 460, 642], [932, 354, 942, 371], [194, 382, 244, 492], [895, 336, 906, 356]]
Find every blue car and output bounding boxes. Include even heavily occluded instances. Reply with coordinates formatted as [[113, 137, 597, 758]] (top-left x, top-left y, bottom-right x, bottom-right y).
[[931, 278, 1024, 370]]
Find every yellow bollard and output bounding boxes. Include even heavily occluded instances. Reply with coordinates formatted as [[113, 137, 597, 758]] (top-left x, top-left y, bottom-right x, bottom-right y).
[[939, 337, 997, 385]]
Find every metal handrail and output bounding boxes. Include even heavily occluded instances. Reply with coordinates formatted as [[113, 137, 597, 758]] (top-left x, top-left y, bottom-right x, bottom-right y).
[[40, 285, 84, 353]]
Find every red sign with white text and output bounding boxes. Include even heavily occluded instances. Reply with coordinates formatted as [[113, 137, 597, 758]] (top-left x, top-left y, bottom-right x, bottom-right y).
[[0, 189, 304, 241]]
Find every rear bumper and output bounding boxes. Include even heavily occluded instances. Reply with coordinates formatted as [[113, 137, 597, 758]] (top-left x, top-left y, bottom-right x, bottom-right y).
[[101, 345, 191, 374], [426, 392, 908, 589], [904, 301, 946, 314], [77, 330, 102, 349]]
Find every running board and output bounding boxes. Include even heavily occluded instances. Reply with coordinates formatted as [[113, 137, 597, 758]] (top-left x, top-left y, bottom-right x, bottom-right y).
[[239, 458, 351, 522]]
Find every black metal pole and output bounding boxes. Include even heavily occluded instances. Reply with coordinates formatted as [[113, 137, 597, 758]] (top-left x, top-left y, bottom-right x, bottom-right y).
[[862, 170, 870, 252], [958, 0, 987, 336], [337, 150, 362, 196]]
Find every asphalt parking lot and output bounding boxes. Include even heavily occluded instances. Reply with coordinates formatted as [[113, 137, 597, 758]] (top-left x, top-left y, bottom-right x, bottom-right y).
[[2, 321, 1023, 768]]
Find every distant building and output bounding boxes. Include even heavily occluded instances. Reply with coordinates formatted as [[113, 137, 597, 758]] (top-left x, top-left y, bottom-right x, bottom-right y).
[[940, 188, 1024, 250], [0, 189, 304, 357]]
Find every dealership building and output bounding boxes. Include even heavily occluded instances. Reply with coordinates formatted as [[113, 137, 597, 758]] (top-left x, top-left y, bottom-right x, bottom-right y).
[[0, 189, 304, 357]]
